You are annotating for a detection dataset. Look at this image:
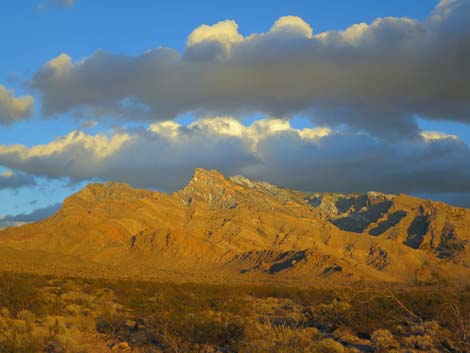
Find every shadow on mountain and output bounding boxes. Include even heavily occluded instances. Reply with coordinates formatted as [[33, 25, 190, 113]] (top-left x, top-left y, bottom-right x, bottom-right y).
[[404, 215, 430, 249], [335, 195, 368, 214], [238, 250, 308, 274], [332, 201, 393, 233], [321, 264, 342, 277], [369, 211, 407, 236], [267, 251, 308, 274], [306, 195, 322, 207], [438, 221, 466, 259]]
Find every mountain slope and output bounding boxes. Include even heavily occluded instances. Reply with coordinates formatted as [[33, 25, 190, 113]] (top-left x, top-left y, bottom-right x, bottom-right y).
[[0, 168, 469, 285]]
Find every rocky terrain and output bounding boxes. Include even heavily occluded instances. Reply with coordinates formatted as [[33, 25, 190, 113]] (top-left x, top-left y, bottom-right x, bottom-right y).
[[0, 168, 469, 285]]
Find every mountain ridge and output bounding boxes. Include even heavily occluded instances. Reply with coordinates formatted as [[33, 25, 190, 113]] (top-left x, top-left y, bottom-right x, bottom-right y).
[[0, 168, 469, 285]]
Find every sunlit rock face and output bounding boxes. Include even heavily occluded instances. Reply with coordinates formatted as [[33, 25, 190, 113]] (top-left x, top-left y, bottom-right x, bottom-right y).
[[0, 168, 469, 285]]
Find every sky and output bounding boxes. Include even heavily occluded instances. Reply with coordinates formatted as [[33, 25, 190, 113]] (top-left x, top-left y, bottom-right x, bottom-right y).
[[1, 0, 470, 225]]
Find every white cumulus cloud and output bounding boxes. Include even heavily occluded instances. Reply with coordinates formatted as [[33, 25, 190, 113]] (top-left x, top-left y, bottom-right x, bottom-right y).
[[31, 0, 470, 138], [0, 118, 469, 201]]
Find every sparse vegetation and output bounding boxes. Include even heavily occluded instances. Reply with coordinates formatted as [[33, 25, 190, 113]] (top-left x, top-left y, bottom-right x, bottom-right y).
[[0, 272, 469, 352]]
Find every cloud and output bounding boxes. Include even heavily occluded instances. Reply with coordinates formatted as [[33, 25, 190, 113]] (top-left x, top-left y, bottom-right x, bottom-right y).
[[0, 203, 61, 229], [0, 117, 469, 206], [416, 192, 470, 208], [187, 20, 243, 50], [57, 0, 75, 6], [0, 85, 34, 125], [31, 0, 470, 138], [270, 16, 313, 38], [78, 120, 98, 129], [0, 170, 36, 190], [37, 0, 75, 10]]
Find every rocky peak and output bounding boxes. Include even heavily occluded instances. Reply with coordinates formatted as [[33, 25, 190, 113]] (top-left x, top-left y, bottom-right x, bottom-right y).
[[1, 167, 470, 284], [175, 168, 239, 208], [230, 175, 308, 204], [230, 175, 277, 192], [64, 181, 160, 207], [189, 168, 226, 186]]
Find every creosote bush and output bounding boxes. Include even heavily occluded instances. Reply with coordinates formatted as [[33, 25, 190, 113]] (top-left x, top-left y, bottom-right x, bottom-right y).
[[0, 271, 469, 352]]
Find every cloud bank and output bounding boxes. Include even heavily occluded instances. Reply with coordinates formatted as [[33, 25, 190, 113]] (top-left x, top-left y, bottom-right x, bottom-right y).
[[0, 170, 35, 190], [0, 118, 469, 207], [0, 203, 61, 229], [2, 1, 469, 209], [0, 85, 34, 125], [31, 0, 470, 137]]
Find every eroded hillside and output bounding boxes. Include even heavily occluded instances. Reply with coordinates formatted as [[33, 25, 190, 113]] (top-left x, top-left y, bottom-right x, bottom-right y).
[[0, 168, 469, 285]]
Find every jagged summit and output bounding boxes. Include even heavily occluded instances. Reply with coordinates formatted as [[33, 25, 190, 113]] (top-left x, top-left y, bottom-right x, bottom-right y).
[[64, 181, 161, 207], [192, 167, 226, 181], [0, 167, 469, 285], [175, 168, 240, 208]]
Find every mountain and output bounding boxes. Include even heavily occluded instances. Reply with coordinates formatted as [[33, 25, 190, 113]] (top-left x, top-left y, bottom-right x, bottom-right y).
[[0, 168, 469, 285]]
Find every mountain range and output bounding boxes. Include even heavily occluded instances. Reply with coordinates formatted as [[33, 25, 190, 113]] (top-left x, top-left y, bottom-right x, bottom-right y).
[[0, 168, 469, 285]]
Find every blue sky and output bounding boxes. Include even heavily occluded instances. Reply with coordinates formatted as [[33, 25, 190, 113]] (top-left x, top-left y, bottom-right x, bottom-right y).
[[0, 0, 443, 146], [1, 0, 470, 219]]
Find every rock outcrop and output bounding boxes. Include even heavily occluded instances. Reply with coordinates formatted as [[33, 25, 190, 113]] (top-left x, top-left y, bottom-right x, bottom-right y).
[[0, 168, 469, 285]]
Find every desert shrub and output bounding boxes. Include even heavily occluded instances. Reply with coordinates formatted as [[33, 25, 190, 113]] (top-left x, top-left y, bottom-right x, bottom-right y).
[[16, 310, 35, 322], [183, 317, 245, 348], [0, 308, 9, 317], [242, 323, 319, 353], [64, 304, 82, 316], [308, 298, 352, 332], [332, 327, 358, 345], [0, 312, 84, 353], [313, 338, 345, 353], [0, 273, 45, 316], [370, 329, 400, 352], [403, 334, 435, 351], [1, 272, 470, 352]]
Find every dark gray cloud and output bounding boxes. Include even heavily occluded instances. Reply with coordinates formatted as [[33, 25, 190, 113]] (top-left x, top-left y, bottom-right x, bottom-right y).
[[416, 192, 470, 208], [252, 130, 470, 195], [0, 203, 60, 229], [0, 170, 35, 190], [0, 118, 469, 208], [31, 0, 470, 138]]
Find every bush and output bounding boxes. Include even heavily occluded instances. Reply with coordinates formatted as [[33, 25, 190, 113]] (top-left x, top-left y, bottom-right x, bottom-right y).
[[0, 272, 469, 352], [0, 273, 45, 316], [370, 329, 400, 352], [314, 338, 345, 353]]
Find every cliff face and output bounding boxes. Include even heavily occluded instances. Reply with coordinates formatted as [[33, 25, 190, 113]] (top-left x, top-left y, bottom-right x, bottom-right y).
[[0, 168, 469, 284]]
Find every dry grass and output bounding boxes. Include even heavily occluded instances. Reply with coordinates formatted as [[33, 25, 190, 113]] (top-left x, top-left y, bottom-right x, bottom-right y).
[[0, 272, 469, 352]]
